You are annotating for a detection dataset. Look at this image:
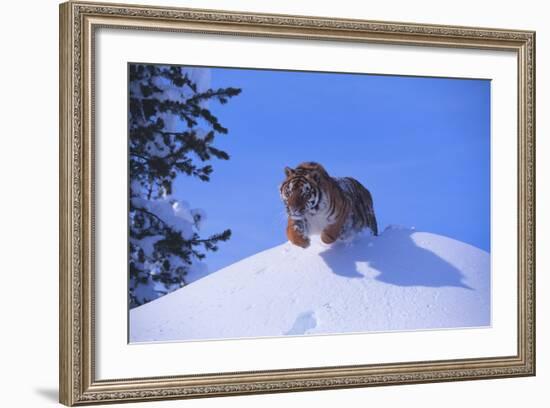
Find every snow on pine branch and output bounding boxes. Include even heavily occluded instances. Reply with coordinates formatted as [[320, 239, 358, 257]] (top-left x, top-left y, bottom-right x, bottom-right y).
[[128, 63, 241, 308]]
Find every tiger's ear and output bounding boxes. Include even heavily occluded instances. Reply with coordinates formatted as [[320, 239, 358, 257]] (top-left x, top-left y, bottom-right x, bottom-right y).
[[284, 166, 295, 177], [309, 169, 321, 183]]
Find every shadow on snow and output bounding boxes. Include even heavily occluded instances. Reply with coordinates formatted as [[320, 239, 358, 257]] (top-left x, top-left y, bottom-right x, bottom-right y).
[[319, 228, 473, 290]]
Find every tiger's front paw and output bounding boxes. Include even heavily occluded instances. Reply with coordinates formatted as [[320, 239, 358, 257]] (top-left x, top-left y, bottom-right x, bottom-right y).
[[293, 236, 311, 248], [321, 230, 337, 244], [288, 230, 310, 248]]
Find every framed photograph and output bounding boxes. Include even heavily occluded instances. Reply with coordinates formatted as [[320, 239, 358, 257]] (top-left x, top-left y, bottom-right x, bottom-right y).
[[59, 1, 536, 405]]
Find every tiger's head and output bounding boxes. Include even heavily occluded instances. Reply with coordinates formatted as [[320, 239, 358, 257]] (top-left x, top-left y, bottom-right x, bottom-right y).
[[279, 162, 327, 219]]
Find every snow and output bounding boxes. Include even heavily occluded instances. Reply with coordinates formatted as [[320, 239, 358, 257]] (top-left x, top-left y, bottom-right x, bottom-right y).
[[132, 197, 197, 237], [130, 227, 490, 343], [133, 66, 212, 134]]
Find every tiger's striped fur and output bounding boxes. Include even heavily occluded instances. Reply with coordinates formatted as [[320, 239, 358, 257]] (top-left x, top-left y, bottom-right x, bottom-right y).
[[279, 162, 378, 248]]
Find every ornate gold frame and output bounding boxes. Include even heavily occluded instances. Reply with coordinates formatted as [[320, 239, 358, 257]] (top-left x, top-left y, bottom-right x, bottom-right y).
[[59, 1, 536, 405]]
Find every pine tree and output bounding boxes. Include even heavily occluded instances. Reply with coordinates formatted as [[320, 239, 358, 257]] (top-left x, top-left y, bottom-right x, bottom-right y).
[[128, 64, 241, 308]]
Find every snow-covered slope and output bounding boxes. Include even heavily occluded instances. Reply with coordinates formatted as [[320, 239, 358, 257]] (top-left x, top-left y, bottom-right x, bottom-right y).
[[130, 227, 490, 342]]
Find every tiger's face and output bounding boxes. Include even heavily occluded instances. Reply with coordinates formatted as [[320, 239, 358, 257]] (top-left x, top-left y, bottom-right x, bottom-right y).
[[280, 166, 321, 219]]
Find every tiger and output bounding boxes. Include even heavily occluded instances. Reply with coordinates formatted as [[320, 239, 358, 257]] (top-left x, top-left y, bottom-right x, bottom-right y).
[[279, 162, 378, 248]]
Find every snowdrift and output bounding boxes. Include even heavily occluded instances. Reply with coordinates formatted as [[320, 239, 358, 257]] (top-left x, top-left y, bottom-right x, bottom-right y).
[[130, 227, 490, 342]]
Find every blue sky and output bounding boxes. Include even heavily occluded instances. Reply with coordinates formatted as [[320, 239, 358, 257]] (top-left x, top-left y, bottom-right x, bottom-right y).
[[173, 67, 491, 273]]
